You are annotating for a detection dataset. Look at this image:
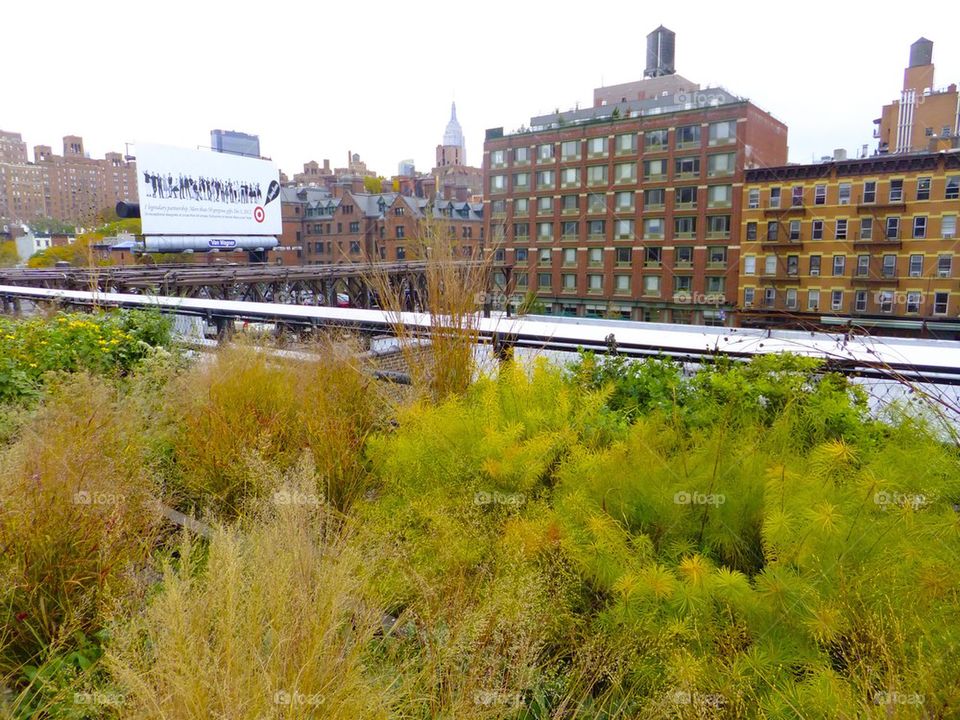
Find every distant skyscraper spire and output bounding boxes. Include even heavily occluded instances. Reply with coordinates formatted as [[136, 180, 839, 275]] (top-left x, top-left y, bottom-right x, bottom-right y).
[[443, 101, 465, 155]]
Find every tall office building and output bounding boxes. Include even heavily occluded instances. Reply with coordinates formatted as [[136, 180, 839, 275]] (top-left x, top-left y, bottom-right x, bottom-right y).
[[210, 129, 261, 158]]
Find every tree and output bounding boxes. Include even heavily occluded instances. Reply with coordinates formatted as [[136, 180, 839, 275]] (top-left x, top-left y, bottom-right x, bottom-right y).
[[27, 217, 76, 236], [363, 176, 385, 194], [0, 241, 19, 267]]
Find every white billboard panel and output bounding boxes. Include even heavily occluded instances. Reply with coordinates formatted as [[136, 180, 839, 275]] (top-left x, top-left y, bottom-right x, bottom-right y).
[[136, 143, 281, 236]]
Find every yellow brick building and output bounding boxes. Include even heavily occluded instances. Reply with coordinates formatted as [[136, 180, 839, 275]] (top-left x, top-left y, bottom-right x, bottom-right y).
[[738, 151, 960, 337]]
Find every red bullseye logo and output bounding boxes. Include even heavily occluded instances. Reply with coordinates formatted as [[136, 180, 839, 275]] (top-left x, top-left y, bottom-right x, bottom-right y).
[[253, 206, 265, 223]]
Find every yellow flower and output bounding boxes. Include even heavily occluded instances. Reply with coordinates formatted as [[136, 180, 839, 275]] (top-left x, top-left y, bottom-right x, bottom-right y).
[[29, 363, 37, 368]]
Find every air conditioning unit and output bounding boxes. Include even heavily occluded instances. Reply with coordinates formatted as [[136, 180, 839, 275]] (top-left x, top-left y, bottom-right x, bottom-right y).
[[743, 301, 753, 308], [810, 269, 820, 276], [944, 232, 955, 239], [938, 270, 951, 278]]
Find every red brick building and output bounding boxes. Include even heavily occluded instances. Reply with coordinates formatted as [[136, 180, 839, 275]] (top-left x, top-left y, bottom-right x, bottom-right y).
[[482, 28, 788, 323]]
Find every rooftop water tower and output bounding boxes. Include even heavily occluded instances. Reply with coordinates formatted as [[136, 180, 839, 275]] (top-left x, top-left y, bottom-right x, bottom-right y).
[[644, 26, 676, 78]]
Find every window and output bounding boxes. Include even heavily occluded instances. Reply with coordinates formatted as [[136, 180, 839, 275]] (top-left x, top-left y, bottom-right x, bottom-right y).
[[832, 255, 846, 276], [644, 188, 665, 208], [645, 247, 662, 265], [561, 194, 578, 213], [587, 165, 607, 185], [814, 185, 826, 205], [860, 217, 873, 240], [513, 222, 529, 239], [538, 196, 553, 214], [537, 222, 553, 240], [614, 162, 636, 183], [808, 290, 820, 311], [643, 275, 661, 294], [349, 221, 360, 233], [706, 276, 724, 293], [882, 254, 896, 278], [615, 191, 634, 210], [587, 219, 605, 237], [743, 255, 756, 275], [838, 183, 851, 205], [708, 185, 732, 207], [855, 290, 867, 312], [938, 254, 952, 277], [708, 120, 735, 145], [909, 254, 923, 277], [645, 129, 668, 149], [561, 220, 579, 238], [942, 215, 957, 238], [744, 287, 755, 306], [811, 220, 823, 240], [934, 292, 949, 315], [707, 153, 735, 176], [615, 274, 631, 292], [644, 218, 664, 238], [562, 273, 577, 290], [769, 187, 783, 208], [786, 288, 798, 309], [835, 219, 848, 240], [886, 217, 900, 240], [394, 206, 405, 216], [538, 272, 552, 289], [539, 248, 552, 263], [916, 177, 931, 201], [587, 137, 606, 156], [396, 246, 406, 260], [616, 247, 631, 264], [676, 124, 701, 147], [765, 255, 777, 275], [889, 179, 903, 202], [515, 247, 528, 262], [560, 168, 579, 187], [587, 274, 603, 291], [562, 248, 576, 265], [675, 156, 700, 176], [587, 193, 605, 213], [615, 133, 636, 154], [746, 221, 758, 241], [764, 287, 776, 307], [616, 219, 635, 239], [709, 215, 731, 237], [514, 198, 529, 215], [677, 246, 694, 265], [675, 216, 697, 237], [789, 219, 801, 240], [878, 291, 894, 313], [862, 181, 876, 204], [490, 175, 506, 192], [674, 275, 693, 293], [792, 186, 804, 206], [515, 271, 528, 288], [492, 199, 507, 215], [587, 247, 602, 266], [537, 144, 554, 161], [913, 216, 927, 239], [708, 246, 727, 265], [906, 292, 921, 314], [831, 290, 844, 311], [856, 254, 869, 277], [537, 170, 555, 189], [348, 240, 360, 254], [786, 255, 799, 276], [514, 147, 530, 164], [767, 221, 779, 241], [676, 186, 697, 207], [560, 140, 579, 160], [513, 172, 530, 189], [946, 176, 959, 200], [748, 188, 760, 208], [490, 149, 505, 166], [644, 158, 666, 179], [395, 226, 405, 239]]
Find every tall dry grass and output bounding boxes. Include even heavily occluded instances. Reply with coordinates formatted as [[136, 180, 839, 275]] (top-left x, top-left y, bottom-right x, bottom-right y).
[[107, 469, 393, 719], [366, 215, 496, 400], [169, 338, 386, 518], [0, 374, 160, 690]]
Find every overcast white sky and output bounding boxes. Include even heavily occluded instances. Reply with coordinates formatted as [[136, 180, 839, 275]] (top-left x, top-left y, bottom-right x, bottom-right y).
[[5, 0, 959, 178]]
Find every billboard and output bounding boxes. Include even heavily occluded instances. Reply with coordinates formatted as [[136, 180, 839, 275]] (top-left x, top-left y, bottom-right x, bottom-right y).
[[135, 143, 281, 236]]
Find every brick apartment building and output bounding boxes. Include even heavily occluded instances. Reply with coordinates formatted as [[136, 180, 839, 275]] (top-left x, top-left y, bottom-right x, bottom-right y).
[[738, 151, 960, 337], [0, 132, 137, 226], [482, 27, 788, 323], [875, 38, 959, 154], [281, 186, 484, 265]]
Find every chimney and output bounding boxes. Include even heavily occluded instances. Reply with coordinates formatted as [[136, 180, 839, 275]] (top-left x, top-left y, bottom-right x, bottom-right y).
[[323, 159, 330, 173]]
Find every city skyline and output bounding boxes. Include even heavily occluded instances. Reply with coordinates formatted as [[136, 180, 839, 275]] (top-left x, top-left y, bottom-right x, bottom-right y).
[[4, 0, 958, 178]]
